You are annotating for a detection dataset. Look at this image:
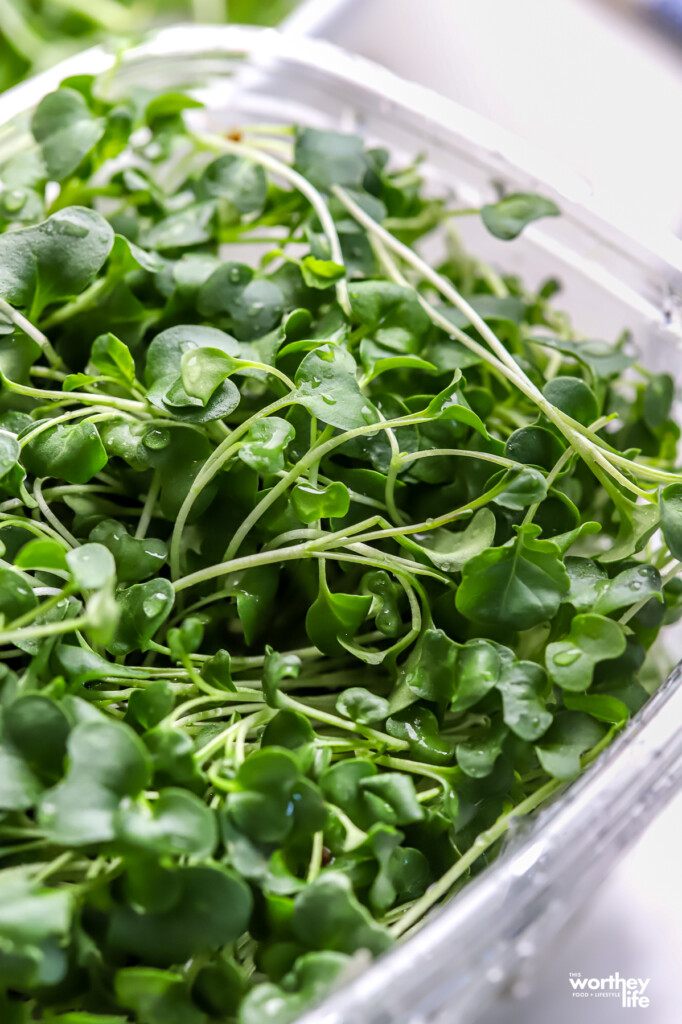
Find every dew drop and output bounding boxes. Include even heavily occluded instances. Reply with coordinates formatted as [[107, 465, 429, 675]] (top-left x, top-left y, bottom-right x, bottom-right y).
[[553, 648, 581, 666], [61, 220, 88, 238], [143, 428, 170, 450], [4, 189, 26, 212], [143, 593, 167, 617]]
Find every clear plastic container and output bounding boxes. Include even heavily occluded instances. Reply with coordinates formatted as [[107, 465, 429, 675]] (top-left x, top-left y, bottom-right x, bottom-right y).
[[2, 25, 682, 1024]]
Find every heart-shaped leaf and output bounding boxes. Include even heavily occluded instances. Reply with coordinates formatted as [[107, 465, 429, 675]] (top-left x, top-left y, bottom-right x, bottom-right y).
[[546, 613, 626, 691]]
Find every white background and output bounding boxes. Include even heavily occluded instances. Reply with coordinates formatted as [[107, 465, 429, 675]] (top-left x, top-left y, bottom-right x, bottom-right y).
[[317, 2, 682, 1021]]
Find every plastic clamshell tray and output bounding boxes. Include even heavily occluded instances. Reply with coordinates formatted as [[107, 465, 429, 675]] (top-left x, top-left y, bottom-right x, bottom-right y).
[[2, 25, 682, 1024]]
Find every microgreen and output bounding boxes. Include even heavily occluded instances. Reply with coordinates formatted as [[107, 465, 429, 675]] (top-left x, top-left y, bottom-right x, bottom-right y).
[[0, 86, 679, 1024]]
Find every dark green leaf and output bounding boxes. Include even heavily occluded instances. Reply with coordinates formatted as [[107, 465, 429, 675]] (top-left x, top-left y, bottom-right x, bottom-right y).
[[292, 872, 391, 955], [31, 89, 105, 181], [293, 344, 378, 431], [90, 332, 136, 385], [546, 613, 627, 691], [89, 520, 167, 583], [0, 207, 113, 317], [240, 952, 350, 1024], [493, 468, 548, 511], [198, 264, 284, 340], [301, 256, 346, 290], [543, 376, 599, 426], [496, 660, 552, 740], [38, 715, 151, 844], [198, 154, 267, 213], [23, 422, 107, 484], [481, 193, 559, 240], [535, 711, 605, 780], [115, 788, 218, 858], [107, 579, 175, 656], [291, 481, 350, 522], [532, 336, 633, 380], [456, 719, 508, 778], [239, 417, 294, 477], [401, 628, 458, 703], [116, 967, 206, 1024], [337, 687, 389, 725], [451, 639, 504, 712], [456, 525, 570, 630], [294, 128, 368, 192], [643, 373, 675, 431], [305, 586, 372, 656], [661, 483, 682, 560], [109, 864, 252, 965], [593, 563, 662, 615]]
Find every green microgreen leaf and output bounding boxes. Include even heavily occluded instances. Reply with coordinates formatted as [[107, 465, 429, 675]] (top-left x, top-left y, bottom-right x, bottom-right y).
[[294, 128, 368, 192], [107, 579, 175, 656], [481, 192, 559, 240], [31, 88, 105, 181], [23, 421, 108, 484], [456, 524, 570, 630], [0, 207, 113, 317], [239, 417, 295, 477], [301, 256, 346, 290], [291, 481, 350, 522], [0, 94, 679, 1024], [293, 344, 378, 431], [546, 613, 627, 691], [661, 483, 682, 560], [89, 519, 167, 583], [535, 711, 605, 780]]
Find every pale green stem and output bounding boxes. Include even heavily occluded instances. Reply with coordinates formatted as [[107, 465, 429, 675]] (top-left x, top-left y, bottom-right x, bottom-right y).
[[19, 406, 120, 448], [399, 448, 518, 471], [338, 188, 665, 497], [5, 585, 72, 632], [522, 412, 614, 527], [136, 469, 161, 540], [2, 375, 146, 414], [0, 614, 89, 646], [0, 298, 60, 367], [222, 414, 424, 561], [169, 396, 290, 579], [307, 831, 325, 884], [286, 693, 409, 751], [33, 478, 78, 547], [196, 132, 351, 318], [391, 777, 561, 937]]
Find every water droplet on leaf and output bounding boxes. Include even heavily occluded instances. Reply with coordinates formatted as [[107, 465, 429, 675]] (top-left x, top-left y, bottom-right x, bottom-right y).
[[553, 648, 581, 666], [143, 428, 170, 450], [4, 189, 26, 212], [143, 593, 167, 617]]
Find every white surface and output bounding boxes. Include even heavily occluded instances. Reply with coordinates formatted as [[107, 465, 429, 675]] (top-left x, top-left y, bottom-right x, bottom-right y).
[[322, 2, 682, 1021], [330, 0, 682, 233]]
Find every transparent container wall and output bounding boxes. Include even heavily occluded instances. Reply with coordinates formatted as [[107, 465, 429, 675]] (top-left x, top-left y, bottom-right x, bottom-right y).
[[2, 26, 682, 1024]]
